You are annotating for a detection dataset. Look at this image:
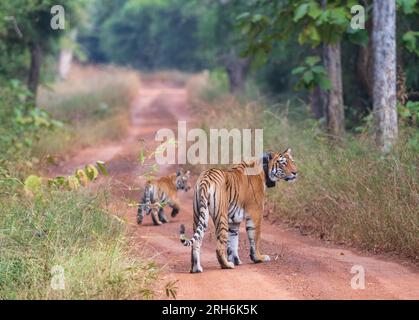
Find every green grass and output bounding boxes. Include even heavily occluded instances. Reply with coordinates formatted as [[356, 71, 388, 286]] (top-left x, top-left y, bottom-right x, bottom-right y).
[[189, 73, 419, 262], [0, 187, 157, 299]]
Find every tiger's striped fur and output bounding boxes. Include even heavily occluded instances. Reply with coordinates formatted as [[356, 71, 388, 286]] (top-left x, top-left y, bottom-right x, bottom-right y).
[[137, 170, 191, 225], [179, 149, 297, 273]]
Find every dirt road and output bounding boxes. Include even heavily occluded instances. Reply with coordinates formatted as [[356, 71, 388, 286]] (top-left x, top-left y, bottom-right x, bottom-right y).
[[54, 79, 419, 300]]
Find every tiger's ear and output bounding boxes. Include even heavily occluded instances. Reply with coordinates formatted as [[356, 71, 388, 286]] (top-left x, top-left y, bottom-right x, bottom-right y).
[[176, 170, 181, 176], [263, 151, 273, 161], [185, 170, 190, 177], [284, 148, 291, 156]]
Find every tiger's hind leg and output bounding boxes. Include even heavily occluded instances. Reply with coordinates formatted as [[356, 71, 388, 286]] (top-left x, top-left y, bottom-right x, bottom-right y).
[[151, 208, 162, 226], [227, 222, 242, 265], [137, 205, 144, 225], [215, 214, 235, 270], [191, 233, 204, 273], [158, 208, 168, 223]]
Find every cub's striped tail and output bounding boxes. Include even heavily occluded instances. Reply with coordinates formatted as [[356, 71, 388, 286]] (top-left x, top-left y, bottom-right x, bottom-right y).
[[144, 181, 152, 205]]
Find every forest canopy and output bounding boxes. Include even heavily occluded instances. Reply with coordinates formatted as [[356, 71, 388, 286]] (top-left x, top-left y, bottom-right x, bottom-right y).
[[1, 0, 419, 148]]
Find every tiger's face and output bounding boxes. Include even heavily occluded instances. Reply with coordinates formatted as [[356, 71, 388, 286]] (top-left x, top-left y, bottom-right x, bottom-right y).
[[267, 149, 298, 182], [175, 170, 191, 191]]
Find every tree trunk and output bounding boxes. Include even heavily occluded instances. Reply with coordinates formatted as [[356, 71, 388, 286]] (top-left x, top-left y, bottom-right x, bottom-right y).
[[323, 42, 345, 137], [356, 19, 373, 99], [372, 0, 397, 152], [58, 29, 78, 80], [224, 49, 250, 95], [28, 42, 43, 100], [58, 49, 74, 80], [310, 85, 325, 119]]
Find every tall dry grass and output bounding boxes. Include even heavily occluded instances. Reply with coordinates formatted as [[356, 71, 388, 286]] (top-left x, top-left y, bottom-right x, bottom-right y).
[[34, 65, 141, 156]]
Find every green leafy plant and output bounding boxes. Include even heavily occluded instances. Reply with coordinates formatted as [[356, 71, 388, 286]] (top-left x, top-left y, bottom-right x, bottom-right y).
[[402, 31, 419, 56], [397, 0, 419, 15], [0, 80, 63, 165], [292, 56, 331, 90], [25, 161, 109, 194]]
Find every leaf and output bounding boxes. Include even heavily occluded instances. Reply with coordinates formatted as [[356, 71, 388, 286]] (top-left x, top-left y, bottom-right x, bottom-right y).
[[308, 1, 322, 19], [67, 176, 80, 190], [312, 65, 326, 75], [305, 56, 321, 67], [303, 71, 314, 84], [85, 164, 99, 181], [330, 7, 349, 26], [75, 169, 89, 187], [316, 10, 330, 25], [348, 29, 369, 47], [397, 0, 418, 14], [241, 23, 251, 35], [48, 176, 66, 188], [236, 12, 250, 20], [299, 24, 321, 46], [24, 175, 42, 195], [292, 66, 306, 75], [402, 31, 419, 55], [346, 0, 359, 9], [251, 48, 269, 68], [294, 3, 309, 22], [139, 148, 145, 166], [318, 76, 332, 90], [252, 14, 263, 23], [307, 25, 321, 44], [96, 161, 109, 176]]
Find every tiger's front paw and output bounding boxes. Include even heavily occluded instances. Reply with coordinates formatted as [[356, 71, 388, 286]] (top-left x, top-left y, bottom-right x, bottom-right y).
[[221, 261, 235, 269], [262, 254, 271, 262], [250, 254, 270, 263]]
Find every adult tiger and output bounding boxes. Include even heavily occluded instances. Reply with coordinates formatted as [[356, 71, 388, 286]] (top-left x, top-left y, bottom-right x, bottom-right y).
[[137, 169, 191, 225], [179, 149, 297, 273]]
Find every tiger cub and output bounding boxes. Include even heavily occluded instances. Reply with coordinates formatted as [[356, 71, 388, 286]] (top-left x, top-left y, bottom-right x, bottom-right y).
[[179, 149, 297, 273], [137, 169, 191, 225]]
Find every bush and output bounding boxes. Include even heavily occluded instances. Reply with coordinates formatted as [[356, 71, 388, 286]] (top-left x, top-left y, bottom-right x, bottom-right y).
[[0, 187, 158, 299]]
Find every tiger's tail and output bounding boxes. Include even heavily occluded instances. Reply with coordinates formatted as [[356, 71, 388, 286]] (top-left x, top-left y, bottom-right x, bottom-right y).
[[144, 181, 152, 205], [179, 181, 209, 246]]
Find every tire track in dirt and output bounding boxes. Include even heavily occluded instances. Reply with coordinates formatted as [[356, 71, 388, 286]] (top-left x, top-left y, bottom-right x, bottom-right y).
[[53, 79, 419, 300]]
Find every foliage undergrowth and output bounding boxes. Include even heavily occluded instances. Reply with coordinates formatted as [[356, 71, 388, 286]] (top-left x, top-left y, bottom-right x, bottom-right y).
[[0, 65, 158, 299], [0, 184, 158, 299]]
